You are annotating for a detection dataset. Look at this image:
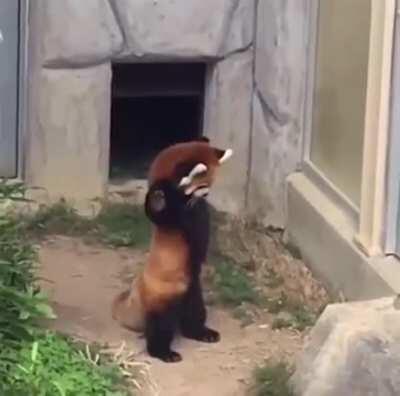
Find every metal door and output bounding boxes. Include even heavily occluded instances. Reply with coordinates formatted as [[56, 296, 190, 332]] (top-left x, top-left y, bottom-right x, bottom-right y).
[[0, 2, 20, 177]]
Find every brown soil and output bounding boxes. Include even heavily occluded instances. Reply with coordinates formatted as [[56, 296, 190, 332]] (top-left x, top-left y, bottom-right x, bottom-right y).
[[38, 236, 306, 396]]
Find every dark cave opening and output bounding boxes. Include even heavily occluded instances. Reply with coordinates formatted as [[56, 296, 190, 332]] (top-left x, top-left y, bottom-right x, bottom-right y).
[[110, 63, 206, 180]]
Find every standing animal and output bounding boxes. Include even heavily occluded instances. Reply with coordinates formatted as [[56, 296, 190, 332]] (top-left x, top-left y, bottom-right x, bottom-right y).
[[112, 137, 233, 362]]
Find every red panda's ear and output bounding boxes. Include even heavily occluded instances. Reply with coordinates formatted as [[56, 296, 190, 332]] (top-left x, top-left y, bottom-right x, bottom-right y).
[[215, 148, 233, 164]]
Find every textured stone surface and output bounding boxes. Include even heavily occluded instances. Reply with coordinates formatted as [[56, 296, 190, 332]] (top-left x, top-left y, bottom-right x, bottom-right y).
[[291, 298, 400, 396], [28, 0, 309, 225], [204, 50, 253, 213], [247, 0, 309, 227], [112, 0, 254, 60], [221, 0, 255, 56], [42, 0, 123, 67], [27, 64, 111, 200]]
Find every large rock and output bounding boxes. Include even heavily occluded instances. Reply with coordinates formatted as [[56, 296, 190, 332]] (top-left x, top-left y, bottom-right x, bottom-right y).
[[42, 0, 123, 67], [291, 298, 400, 396], [247, 0, 309, 227], [111, 0, 254, 60], [204, 50, 253, 213], [26, 64, 111, 201]]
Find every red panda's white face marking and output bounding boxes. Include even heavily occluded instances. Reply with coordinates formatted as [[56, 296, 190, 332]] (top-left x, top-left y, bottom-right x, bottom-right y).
[[178, 163, 207, 188], [184, 182, 208, 196], [218, 149, 233, 164], [194, 187, 210, 197], [179, 147, 233, 197], [148, 140, 233, 198]]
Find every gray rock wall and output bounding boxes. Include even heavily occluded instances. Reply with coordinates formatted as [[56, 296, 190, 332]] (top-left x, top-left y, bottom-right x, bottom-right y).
[[111, 0, 254, 60], [30, 65, 112, 200], [41, 0, 123, 67], [247, 0, 309, 227], [26, 0, 308, 224], [205, 50, 254, 214]]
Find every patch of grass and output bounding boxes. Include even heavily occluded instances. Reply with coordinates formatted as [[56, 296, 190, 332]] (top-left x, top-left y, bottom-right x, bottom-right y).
[[1, 332, 131, 396], [210, 255, 261, 307], [0, 213, 55, 350], [252, 361, 294, 396], [95, 203, 151, 248], [24, 200, 151, 249], [289, 306, 316, 331], [267, 294, 316, 331], [264, 295, 287, 314], [0, 182, 136, 395], [232, 305, 256, 327], [25, 200, 92, 237], [0, 180, 28, 201]]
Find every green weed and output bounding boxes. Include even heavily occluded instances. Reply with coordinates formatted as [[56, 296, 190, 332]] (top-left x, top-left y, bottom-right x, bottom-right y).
[[0, 216, 55, 349], [210, 255, 261, 307], [267, 294, 316, 331], [252, 361, 294, 396], [25, 200, 92, 237], [0, 180, 28, 201], [24, 200, 151, 249], [0, 332, 130, 396], [95, 202, 151, 248], [0, 181, 135, 395]]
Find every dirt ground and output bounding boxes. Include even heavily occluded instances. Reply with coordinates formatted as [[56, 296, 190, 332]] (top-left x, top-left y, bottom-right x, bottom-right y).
[[38, 236, 305, 396]]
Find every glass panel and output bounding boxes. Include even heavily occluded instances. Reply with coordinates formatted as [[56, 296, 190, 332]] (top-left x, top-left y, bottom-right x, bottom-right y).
[[310, 0, 371, 206]]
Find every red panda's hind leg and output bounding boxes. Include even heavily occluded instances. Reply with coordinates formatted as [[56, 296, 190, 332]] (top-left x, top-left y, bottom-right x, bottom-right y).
[[145, 305, 182, 363], [180, 278, 220, 343]]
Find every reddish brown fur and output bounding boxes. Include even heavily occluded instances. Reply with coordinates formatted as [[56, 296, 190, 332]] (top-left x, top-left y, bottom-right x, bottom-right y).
[[148, 141, 220, 188], [113, 140, 231, 358], [113, 143, 223, 325], [112, 226, 190, 331], [138, 227, 190, 313], [112, 285, 145, 331]]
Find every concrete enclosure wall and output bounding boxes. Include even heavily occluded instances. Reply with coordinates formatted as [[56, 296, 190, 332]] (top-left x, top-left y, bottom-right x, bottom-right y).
[[25, 0, 309, 225], [247, 0, 309, 227]]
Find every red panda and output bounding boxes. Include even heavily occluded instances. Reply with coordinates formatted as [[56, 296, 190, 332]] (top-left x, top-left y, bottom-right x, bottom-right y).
[[112, 137, 233, 363]]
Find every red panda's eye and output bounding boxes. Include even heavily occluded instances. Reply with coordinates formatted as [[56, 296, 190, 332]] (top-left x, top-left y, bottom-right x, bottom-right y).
[[178, 163, 208, 187], [217, 148, 233, 164], [214, 148, 225, 160]]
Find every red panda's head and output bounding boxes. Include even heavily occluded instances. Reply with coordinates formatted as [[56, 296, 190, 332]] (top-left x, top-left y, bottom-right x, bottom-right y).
[[148, 137, 233, 199]]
